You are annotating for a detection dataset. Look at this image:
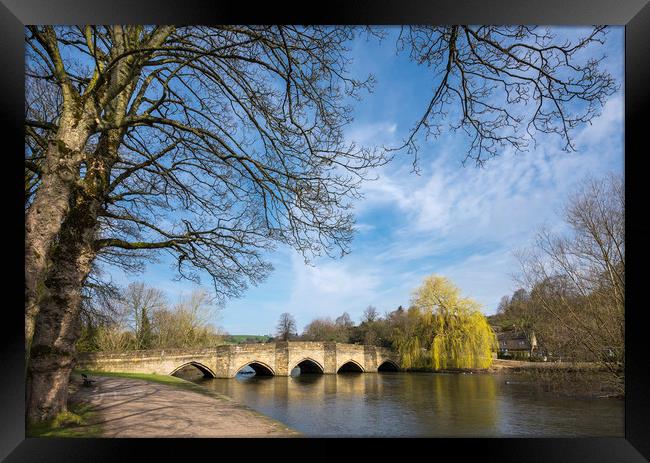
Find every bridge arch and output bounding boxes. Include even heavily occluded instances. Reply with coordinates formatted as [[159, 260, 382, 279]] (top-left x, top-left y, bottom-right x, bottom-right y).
[[377, 359, 400, 372], [291, 357, 324, 375], [170, 361, 217, 378], [337, 359, 365, 373], [235, 360, 275, 376]]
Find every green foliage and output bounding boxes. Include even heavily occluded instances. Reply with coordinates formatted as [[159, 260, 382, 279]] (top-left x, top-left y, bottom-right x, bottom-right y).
[[75, 323, 101, 352], [296, 277, 495, 371], [52, 410, 83, 427], [139, 307, 152, 349], [26, 403, 100, 437], [224, 334, 272, 344], [394, 275, 496, 370]]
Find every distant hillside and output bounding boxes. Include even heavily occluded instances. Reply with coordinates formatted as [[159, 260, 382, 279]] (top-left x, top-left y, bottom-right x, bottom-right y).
[[224, 334, 272, 344]]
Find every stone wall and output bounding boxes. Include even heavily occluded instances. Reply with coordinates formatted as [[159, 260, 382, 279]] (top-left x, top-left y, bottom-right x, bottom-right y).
[[376, 347, 400, 370], [335, 343, 367, 372], [224, 343, 278, 377], [323, 342, 338, 374], [286, 341, 327, 373], [76, 349, 219, 378], [77, 343, 401, 378]]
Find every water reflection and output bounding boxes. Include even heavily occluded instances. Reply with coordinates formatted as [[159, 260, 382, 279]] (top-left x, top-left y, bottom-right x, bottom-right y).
[[194, 372, 623, 437]]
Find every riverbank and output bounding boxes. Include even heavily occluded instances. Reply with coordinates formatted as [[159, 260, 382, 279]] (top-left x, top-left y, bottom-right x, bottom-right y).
[[401, 359, 607, 374], [402, 359, 623, 399], [29, 372, 300, 437], [488, 359, 608, 372]]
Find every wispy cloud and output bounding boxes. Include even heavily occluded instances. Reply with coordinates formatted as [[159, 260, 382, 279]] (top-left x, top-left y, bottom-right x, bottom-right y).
[[346, 121, 398, 146], [285, 252, 382, 328], [102, 29, 624, 333]]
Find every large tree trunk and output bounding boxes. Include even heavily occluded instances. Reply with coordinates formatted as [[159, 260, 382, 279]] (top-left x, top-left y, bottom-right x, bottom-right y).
[[26, 193, 100, 423], [25, 26, 168, 423], [25, 116, 95, 353], [25, 123, 127, 423]]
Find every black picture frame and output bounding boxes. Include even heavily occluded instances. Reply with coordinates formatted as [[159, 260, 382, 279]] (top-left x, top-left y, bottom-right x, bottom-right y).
[[2, 1, 649, 461]]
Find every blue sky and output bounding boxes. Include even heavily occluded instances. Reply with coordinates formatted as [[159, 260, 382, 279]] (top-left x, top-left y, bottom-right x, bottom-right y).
[[107, 27, 624, 335]]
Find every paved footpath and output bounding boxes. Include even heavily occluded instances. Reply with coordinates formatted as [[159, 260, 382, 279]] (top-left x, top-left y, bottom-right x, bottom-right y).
[[68, 376, 300, 437]]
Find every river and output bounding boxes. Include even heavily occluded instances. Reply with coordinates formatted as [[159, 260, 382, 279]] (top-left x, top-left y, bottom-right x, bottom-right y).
[[191, 370, 623, 437]]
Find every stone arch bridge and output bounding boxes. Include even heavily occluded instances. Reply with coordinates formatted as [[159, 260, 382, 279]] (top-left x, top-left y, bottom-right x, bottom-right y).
[[76, 342, 401, 378]]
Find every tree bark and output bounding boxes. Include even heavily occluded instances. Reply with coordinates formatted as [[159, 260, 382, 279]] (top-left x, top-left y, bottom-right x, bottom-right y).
[[25, 25, 174, 422], [25, 192, 100, 423], [25, 115, 95, 353]]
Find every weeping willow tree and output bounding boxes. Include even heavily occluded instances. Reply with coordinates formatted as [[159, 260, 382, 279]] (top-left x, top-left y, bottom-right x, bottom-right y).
[[394, 275, 497, 370]]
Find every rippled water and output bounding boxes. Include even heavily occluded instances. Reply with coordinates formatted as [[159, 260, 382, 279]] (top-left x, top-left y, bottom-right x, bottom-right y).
[[192, 371, 623, 437]]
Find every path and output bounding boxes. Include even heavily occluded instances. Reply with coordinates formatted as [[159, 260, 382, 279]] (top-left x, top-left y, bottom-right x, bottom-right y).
[[68, 376, 300, 437]]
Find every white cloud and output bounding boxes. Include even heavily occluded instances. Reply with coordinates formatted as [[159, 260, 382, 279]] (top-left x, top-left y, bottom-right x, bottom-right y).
[[573, 95, 624, 151], [284, 253, 383, 328], [346, 121, 398, 146], [370, 97, 622, 243], [353, 222, 376, 233], [432, 248, 521, 315]]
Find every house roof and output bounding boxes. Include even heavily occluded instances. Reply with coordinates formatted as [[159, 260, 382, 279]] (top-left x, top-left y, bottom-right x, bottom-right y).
[[497, 331, 531, 351]]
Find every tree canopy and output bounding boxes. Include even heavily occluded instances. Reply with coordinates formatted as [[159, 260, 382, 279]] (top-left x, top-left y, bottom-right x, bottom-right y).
[[394, 275, 496, 370]]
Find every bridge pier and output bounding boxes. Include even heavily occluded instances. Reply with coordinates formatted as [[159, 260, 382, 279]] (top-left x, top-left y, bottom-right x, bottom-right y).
[[274, 342, 290, 376], [364, 345, 378, 373], [323, 342, 337, 374]]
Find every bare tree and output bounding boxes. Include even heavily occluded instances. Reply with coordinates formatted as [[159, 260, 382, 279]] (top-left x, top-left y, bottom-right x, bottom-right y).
[[362, 306, 379, 323], [276, 312, 297, 341], [395, 26, 617, 166], [24, 25, 617, 423], [121, 282, 166, 350], [93, 324, 133, 353], [517, 174, 624, 391], [335, 312, 353, 328], [76, 285, 224, 351], [75, 266, 125, 352], [359, 306, 381, 346], [301, 316, 355, 343], [152, 289, 223, 348], [496, 296, 510, 315]]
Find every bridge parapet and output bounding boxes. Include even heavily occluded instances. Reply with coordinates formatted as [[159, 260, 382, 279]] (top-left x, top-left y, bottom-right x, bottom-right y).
[[76, 348, 220, 378]]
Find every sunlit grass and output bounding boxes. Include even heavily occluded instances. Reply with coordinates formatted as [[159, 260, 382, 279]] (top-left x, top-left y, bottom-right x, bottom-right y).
[[74, 369, 233, 401], [29, 369, 233, 438], [27, 403, 101, 437], [73, 369, 299, 433]]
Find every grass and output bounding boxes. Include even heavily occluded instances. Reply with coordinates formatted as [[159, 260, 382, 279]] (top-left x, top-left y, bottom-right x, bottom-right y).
[[28, 370, 231, 438], [27, 402, 102, 438], [74, 369, 235, 402], [74, 370, 301, 435], [223, 334, 271, 344]]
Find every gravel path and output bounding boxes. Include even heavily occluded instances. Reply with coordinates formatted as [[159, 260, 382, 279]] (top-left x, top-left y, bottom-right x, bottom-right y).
[[68, 376, 300, 437]]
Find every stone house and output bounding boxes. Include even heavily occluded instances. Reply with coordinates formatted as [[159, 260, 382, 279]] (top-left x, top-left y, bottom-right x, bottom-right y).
[[495, 328, 537, 359]]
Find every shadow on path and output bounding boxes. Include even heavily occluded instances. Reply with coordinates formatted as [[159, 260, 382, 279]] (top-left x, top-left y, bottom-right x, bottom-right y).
[[68, 376, 299, 438]]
